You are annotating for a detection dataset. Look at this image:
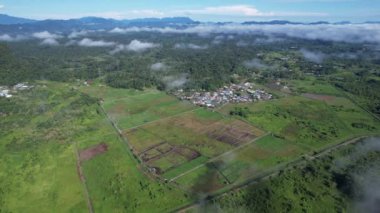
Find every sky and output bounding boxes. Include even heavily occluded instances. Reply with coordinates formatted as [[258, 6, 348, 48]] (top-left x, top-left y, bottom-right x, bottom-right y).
[[0, 0, 379, 22]]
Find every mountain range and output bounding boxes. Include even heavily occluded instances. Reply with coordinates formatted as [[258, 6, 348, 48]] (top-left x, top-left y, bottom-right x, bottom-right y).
[[0, 14, 379, 34]]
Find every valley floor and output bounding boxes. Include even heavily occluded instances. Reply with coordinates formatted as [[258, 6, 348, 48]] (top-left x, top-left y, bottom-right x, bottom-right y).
[[1, 79, 379, 212]]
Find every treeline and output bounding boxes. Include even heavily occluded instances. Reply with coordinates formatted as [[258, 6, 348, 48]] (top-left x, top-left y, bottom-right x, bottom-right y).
[[332, 70, 380, 116], [1, 33, 379, 96]]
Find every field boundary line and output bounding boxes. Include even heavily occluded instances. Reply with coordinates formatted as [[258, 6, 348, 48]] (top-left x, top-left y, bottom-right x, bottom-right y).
[[102, 90, 162, 103], [335, 87, 380, 122], [171, 134, 377, 213], [74, 142, 94, 213], [169, 132, 270, 182], [124, 107, 201, 130]]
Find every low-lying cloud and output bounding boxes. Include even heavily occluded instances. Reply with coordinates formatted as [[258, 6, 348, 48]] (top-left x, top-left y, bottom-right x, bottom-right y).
[[78, 38, 115, 47], [243, 59, 268, 69], [33, 31, 62, 40], [31, 31, 62, 46], [163, 73, 188, 89], [68, 30, 89, 39], [334, 137, 380, 213], [174, 43, 208, 50], [151, 62, 167, 71], [126, 40, 159, 51], [300, 48, 326, 63], [109, 23, 380, 44], [0, 34, 26, 42], [40, 38, 59, 46], [236, 40, 249, 47], [110, 40, 159, 54]]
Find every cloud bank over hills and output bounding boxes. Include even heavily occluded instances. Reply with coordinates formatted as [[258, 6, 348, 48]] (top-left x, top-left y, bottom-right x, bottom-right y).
[[107, 23, 380, 44], [1, 14, 380, 52]]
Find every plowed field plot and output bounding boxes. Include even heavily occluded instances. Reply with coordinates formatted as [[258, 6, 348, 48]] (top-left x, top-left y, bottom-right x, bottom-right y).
[[204, 120, 264, 146], [303, 93, 337, 102], [140, 143, 201, 174], [79, 143, 108, 162], [124, 108, 265, 178]]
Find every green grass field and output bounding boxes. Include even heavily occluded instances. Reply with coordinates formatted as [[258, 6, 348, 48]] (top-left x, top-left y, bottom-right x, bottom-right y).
[[0, 82, 89, 212], [216, 135, 307, 183], [2, 80, 379, 212], [173, 135, 306, 191], [77, 124, 190, 212], [286, 78, 342, 96], [81, 84, 195, 129], [220, 95, 380, 149], [0, 82, 192, 212]]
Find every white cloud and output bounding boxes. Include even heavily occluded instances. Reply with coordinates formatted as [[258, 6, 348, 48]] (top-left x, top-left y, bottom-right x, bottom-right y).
[[109, 27, 126, 33], [180, 5, 274, 17], [151, 62, 167, 71], [300, 48, 326, 63], [0, 34, 26, 42], [126, 40, 159, 52], [68, 30, 88, 39], [78, 38, 115, 47], [174, 43, 208, 50], [109, 23, 380, 44], [110, 40, 159, 54], [243, 59, 268, 69], [40, 38, 59, 46], [129, 10, 165, 18], [163, 73, 188, 89], [176, 5, 326, 18], [33, 31, 62, 39]]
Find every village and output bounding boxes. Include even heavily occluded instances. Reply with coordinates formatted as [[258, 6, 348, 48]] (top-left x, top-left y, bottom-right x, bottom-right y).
[[0, 82, 34, 98], [173, 82, 273, 108]]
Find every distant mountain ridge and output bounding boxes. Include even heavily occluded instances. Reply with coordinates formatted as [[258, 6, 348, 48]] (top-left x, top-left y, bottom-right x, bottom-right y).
[[242, 20, 353, 25], [0, 14, 37, 25], [0, 14, 378, 34], [0, 14, 199, 33]]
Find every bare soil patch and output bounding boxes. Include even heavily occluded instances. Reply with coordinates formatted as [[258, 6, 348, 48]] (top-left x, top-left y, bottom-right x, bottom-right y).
[[205, 120, 260, 146], [140, 142, 173, 162], [303, 93, 336, 102], [79, 143, 108, 162], [173, 146, 201, 161]]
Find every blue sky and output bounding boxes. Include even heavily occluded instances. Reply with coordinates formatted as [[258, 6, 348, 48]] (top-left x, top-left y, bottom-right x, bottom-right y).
[[0, 0, 379, 22]]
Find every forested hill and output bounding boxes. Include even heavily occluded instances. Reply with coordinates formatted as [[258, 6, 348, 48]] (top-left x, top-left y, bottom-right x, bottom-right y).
[[0, 14, 37, 25], [0, 44, 27, 85], [0, 15, 198, 33]]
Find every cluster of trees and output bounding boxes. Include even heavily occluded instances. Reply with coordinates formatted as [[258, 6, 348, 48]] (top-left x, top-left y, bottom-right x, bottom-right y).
[[332, 69, 380, 116], [209, 140, 380, 213], [229, 107, 251, 118], [1, 33, 379, 114]]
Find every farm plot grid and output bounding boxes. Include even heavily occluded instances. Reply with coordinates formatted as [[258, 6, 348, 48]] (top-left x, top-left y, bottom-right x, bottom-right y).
[[124, 109, 266, 178], [173, 134, 308, 194]]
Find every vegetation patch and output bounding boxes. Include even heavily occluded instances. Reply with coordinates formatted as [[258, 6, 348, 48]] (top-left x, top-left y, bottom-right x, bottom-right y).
[[302, 93, 337, 102], [125, 109, 265, 176], [79, 143, 108, 162], [221, 96, 374, 149]]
